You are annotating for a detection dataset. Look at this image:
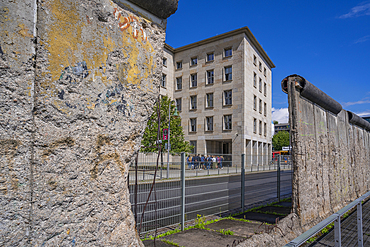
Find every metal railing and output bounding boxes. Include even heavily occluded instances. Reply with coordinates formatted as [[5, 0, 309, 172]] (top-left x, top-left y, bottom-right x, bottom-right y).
[[284, 190, 370, 247], [129, 154, 292, 235]]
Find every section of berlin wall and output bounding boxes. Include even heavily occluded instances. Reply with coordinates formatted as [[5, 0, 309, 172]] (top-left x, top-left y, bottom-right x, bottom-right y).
[[282, 75, 370, 230], [0, 0, 178, 246]]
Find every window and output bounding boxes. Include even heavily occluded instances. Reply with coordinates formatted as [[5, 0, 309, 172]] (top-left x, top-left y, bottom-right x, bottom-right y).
[[264, 102, 266, 116], [189, 140, 197, 153], [253, 118, 257, 133], [163, 58, 167, 67], [259, 62, 262, 71], [264, 67, 266, 77], [224, 90, 232, 105], [259, 120, 262, 135], [176, 61, 182, 69], [161, 74, 166, 88], [259, 78, 262, 92], [190, 74, 197, 88], [253, 95, 257, 110], [253, 55, 257, 65], [190, 118, 197, 132], [264, 82, 266, 96], [191, 57, 197, 66], [207, 53, 214, 62], [259, 99, 262, 113], [224, 115, 232, 130], [190, 95, 197, 110], [224, 48, 232, 57], [206, 116, 213, 131], [176, 98, 182, 112], [264, 122, 267, 136], [206, 93, 213, 108], [206, 70, 214, 85], [225, 66, 232, 81], [176, 77, 182, 90], [253, 72, 257, 88]]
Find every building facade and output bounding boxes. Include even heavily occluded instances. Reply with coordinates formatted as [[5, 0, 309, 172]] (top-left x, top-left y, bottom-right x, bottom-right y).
[[161, 27, 275, 165], [274, 123, 290, 135]]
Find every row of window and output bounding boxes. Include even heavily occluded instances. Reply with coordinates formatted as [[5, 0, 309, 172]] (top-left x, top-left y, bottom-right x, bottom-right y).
[[162, 66, 232, 89], [189, 115, 232, 132], [253, 55, 268, 77], [253, 96, 267, 116], [175, 90, 232, 112], [188, 116, 268, 137], [253, 72, 267, 96], [175, 47, 232, 70], [253, 118, 268, 137]]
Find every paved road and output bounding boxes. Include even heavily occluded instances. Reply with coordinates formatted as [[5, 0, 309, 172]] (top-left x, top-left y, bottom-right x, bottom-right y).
[[130, 170, 293, 233]]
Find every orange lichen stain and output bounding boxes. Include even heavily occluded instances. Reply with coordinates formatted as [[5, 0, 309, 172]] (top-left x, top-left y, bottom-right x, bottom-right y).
[[18, 23, 33, 38]]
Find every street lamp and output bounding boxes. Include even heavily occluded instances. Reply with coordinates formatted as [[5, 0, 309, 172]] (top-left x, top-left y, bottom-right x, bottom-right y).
[[167, 100, 179, 179]]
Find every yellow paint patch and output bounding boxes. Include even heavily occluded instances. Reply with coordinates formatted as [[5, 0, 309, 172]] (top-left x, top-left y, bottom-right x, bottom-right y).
[[18, 23, 33, 38], [41, 0, 157, 113]]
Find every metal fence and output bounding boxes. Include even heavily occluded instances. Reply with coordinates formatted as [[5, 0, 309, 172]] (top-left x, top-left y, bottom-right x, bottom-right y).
[[129, 153, 292, 235], [284, 190, 370, 247], [129, 153, 292, 182]]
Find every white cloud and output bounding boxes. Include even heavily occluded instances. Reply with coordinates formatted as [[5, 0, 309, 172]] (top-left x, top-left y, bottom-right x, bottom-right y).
[[272, 107, 289, 124], [354, 35, 370, 44], [356, 111, 370, 117], [339, 2, 370, 18], [342, 99, 370, 107]]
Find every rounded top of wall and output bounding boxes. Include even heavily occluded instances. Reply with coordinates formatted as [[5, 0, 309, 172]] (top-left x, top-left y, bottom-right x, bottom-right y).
[[127, 0, 179, 19], [281, 74, 342, 115]]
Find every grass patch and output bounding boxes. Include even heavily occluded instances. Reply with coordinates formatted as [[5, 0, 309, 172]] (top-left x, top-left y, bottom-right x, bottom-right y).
[[142, 198, 291, 241], [161, 238, 184, 247]]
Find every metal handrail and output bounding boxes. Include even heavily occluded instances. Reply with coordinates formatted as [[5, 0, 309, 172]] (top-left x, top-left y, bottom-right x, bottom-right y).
[[284, 190, 370, 247]]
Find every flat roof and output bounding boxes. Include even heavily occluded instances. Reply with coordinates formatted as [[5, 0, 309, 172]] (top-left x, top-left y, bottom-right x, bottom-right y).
[[164, 26, 275, 69]]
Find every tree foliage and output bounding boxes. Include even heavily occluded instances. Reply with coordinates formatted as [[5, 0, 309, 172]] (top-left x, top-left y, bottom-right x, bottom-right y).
[[272, 131, 290, 151], [141, 95, 193, 154]]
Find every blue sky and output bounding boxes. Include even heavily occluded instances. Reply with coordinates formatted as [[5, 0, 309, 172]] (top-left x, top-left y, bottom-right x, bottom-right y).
[[165, 1, 370, 123]]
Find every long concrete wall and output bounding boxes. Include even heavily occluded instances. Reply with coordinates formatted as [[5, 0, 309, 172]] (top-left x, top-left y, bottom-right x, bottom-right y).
[[282, 75, 370, 230], [0, 0, 177, 246]]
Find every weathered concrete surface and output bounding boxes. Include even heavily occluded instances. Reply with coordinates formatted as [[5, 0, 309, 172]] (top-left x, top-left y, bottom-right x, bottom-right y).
[[0, 0, 177, 246], [283, 75, 370, 231]]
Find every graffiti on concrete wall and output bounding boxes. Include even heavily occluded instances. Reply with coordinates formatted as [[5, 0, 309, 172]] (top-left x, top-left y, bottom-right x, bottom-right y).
[[113, 8, 147, 42]]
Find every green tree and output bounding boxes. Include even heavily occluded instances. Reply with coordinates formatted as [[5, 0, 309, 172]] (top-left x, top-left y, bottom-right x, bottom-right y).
[[141, 95, 193, 154], [273, 120, 279, 124], [272, 131, 290, 151]]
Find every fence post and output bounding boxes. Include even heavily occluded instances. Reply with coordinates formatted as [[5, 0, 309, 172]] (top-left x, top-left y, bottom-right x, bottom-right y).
[[334, 214, 341, 247], [181, 152, 185, 231], [358, 202, 363, 247], [277, 155, 281, 202], [241, 154, 245, 212]]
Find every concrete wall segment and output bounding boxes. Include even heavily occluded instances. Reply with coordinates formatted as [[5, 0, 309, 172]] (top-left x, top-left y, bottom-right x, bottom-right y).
[[1, 0, 170, 245], [0, 0, 37, 245], [284, 75, 370, 230]]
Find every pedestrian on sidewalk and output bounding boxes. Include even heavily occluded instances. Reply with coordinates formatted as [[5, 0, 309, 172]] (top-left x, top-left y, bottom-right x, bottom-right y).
[[212, 156, 217, 169]]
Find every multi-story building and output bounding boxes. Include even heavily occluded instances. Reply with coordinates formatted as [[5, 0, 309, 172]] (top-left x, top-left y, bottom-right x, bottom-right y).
[[161, 27, 275, 165], [274, 123, 290, 135]]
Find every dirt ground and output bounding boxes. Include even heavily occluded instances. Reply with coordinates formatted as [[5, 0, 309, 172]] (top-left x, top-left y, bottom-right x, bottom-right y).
[[143, 199, 292, 247]]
